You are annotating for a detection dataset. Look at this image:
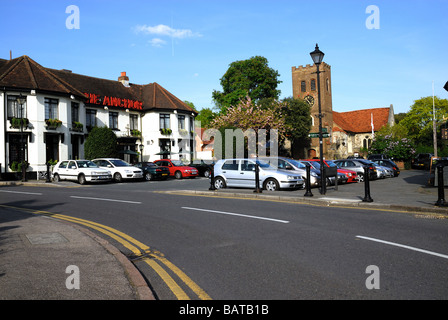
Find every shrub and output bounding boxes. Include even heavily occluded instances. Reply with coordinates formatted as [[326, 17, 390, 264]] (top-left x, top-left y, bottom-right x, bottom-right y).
[[84, 126, 118, 159]]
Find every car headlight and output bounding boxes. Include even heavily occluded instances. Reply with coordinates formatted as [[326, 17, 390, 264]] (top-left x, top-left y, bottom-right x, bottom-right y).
[[125, 170, 132, 173], [310, 172, 318, 177], [287, 175, 297, 180]]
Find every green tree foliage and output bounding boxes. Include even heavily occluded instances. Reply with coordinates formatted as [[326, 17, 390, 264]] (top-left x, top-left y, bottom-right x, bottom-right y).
[[370, 133, 416, 161], [399, 96, 448, 143], [212, 56, 281, 112], [196, 107, 217, 129], [84, 126, 118, 160], [281, 97, 312, 141]]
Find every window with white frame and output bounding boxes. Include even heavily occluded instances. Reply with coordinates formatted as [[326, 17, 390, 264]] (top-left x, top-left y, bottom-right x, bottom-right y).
[[45, 98, 59, 120], [178, 115, 185, 130], [130, 114, 139, 130], [86, 109, 97, 128], [109, 111, 119, 130], [7, 95, 27, 119], [160, 114, 170, 129]]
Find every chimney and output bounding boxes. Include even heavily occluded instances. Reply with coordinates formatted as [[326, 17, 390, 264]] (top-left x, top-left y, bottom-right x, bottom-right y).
[[118, 71, 130, 87]]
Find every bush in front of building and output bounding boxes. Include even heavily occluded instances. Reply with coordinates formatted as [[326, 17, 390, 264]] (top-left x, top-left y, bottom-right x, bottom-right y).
[[84, 126, 118, 160]]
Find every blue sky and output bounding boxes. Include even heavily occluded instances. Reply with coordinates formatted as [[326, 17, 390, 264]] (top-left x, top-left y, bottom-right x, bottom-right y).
[[1, 0, 447, 114]]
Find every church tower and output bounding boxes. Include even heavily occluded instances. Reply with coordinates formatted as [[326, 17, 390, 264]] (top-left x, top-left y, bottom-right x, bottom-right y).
[[291, 62, 334, 159]]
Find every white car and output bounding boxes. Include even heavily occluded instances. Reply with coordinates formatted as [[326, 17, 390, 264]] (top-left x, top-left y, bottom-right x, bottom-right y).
[[92, 158, 143, 182], [52, 160, 112, 185]]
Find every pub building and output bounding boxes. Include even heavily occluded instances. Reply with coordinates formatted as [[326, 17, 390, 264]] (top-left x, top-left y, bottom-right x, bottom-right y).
[[0, 55, 197, 179]]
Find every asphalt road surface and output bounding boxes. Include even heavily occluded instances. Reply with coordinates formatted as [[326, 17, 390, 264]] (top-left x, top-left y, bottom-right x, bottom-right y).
[[1, 176, 448, 300]]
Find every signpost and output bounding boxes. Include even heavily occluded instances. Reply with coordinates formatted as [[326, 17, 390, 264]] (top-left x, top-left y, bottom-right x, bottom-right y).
[[309, 133, 330, 138]]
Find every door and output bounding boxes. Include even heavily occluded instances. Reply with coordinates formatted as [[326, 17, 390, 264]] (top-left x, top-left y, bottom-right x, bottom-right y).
[[239, 160, 256, 187], [220, 160, 240, 187]]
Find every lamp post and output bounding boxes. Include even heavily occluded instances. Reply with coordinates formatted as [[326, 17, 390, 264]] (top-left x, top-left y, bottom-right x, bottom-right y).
[[16, 93, 27, 182], [310, 44, 326, 194], [139, 144, 144, 163]]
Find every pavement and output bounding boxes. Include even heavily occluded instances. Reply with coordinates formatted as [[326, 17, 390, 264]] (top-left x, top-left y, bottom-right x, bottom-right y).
[[0, 169, 447, 300]]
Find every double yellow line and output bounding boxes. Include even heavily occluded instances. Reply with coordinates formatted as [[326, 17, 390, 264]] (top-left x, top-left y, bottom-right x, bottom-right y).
[[0, 204, 211, 300]]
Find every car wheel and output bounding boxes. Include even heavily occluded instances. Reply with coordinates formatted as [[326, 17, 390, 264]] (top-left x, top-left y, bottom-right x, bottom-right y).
[[204, 169, 211, 178], [144, 172, 152, 181], [214, 177, 226, 189], [264, 178, 279, 191], [175, 171, 182, 179], [358, 173, 364, 182], [78, 174, 86, 185], [53, 173, 60, 182], [114, 172, 123, 182]]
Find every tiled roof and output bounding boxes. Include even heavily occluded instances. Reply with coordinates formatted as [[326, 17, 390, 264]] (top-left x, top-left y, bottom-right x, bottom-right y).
[[333, 108, 391, 133], [0, 55, 197, 114], [0, 56, 85, 98]]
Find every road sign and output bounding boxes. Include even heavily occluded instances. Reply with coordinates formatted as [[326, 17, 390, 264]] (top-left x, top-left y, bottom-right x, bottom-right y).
[[309, 133, 331, 138]]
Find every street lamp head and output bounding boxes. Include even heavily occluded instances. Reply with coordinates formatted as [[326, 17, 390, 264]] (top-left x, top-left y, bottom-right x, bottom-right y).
[[17, 93, 26, 105], [310, 43, 325, 65]]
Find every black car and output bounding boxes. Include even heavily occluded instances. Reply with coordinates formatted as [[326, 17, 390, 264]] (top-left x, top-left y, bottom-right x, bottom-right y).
[[135, 162, 170, 181], [187, 160, 215, 177], [370, 159, 400, 177], [412, 153, 433, 170]]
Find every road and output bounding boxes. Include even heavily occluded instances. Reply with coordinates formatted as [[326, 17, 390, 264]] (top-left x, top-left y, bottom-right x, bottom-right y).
[[1, 176, 448, 300]]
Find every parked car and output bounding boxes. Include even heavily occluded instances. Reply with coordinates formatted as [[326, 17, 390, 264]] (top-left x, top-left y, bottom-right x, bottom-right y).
[[328, 160, 358, 183], [92, 158, 143, 182], [134, 162, 170, 181], [370, 159, 400, 177], [187, 160, 215, 177], [52, 160, 112, 185], [153, 159, 198, 179], [302, 159, 349, 185], [213, 158, 304, 191], [412, 153, 434, 170], [259, 157, 321, 188], [333, 159, 377, 181]]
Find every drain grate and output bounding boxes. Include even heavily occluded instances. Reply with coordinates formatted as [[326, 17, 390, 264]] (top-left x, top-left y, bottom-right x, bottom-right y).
[[25, 232, 69, 245]]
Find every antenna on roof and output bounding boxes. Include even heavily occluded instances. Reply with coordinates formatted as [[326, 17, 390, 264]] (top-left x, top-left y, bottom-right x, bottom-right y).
[[10, 50, 12, 60]]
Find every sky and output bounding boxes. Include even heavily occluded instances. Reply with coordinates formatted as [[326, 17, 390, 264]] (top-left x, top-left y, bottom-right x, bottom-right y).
[[1, 0, 447, 115]]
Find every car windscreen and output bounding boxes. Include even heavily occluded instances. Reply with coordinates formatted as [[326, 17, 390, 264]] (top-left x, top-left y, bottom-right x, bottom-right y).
[[109, 159, 131, 167], [76, 160, 98, 168], [255, 159, 276, 169], [325, 160, 337, 167], [289, 159, 306, 169], [171, 160, 184, 166]]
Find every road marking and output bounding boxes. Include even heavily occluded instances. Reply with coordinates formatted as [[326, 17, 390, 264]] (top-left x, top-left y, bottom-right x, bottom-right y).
[[356, 235, 448, 260], [0, 203, 211, 300], [320, 197, 361, 203], [182, 207, 290, 224], [0, 190, 43, 195], [70, 196, 141, 204]]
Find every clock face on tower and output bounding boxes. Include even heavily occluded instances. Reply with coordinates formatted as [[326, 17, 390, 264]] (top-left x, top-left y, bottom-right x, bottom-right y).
[[304, 95, 315, 107]]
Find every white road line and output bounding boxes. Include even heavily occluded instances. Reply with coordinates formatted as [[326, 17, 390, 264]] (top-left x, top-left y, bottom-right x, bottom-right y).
[[356, 235, 448, 260], [182, 207, 290, 224], [0, 190, 43, 195], [70, 196, 141, 204]]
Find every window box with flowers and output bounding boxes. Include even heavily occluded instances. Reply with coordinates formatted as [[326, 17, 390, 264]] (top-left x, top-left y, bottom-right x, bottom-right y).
[[131, 129, 141, 137], [160, 128, 172, 136], [45, 118, 62, 129], [10, 118, 29, 129], [71, 121, 84, 132]]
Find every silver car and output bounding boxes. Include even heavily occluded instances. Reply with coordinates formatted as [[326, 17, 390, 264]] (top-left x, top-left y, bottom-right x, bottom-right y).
[[213, 158, 304, 191], [259, 157, 321, 188]]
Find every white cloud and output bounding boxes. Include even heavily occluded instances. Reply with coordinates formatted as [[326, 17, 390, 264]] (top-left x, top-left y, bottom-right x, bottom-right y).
[[149, 38, 167, 47], [135, 24, 202, 39]]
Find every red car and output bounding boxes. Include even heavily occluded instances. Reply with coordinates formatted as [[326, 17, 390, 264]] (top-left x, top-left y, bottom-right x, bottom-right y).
[[305, 159, 352, 184], [153, 159, 198, 179]]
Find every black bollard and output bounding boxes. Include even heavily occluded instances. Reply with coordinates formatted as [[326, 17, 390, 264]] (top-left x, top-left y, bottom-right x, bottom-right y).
[[304, 163, 313, 197], [254, 163, 262, 193], [208, 165, 216, 191], [46, 162, 51, 183], [362, 166, 373, 202], [435, 165, 447, 206]]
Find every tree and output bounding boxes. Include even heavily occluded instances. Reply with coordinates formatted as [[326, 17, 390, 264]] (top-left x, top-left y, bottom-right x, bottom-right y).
[[399, 96, 448, 143], [195, 107, 217, 129], [212, 56, 281, 112], [84, 126, 118, 160]]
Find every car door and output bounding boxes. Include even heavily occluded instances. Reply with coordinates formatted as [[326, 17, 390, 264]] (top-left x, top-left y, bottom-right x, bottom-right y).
[[56, 161, 69, 180], [220, 160, 241, 187], [239, 160, 256, 187], [67, 160, 78, 181]]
